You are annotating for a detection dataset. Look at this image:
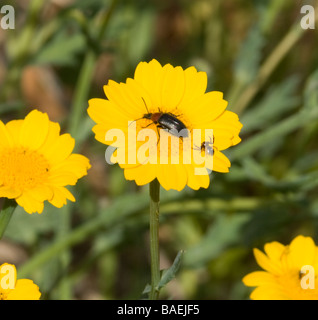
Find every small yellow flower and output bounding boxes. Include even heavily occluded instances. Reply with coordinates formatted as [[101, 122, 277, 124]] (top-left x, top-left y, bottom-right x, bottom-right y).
[[0, 109, 91, 214], [88, 59, 242, 191], [243, 235, 318, 300], [0, 263, 41, 300]]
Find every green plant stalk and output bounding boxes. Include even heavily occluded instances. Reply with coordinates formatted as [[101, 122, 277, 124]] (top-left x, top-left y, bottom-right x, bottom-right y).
[[149, 179, 161, 300], [0, 199, 18, 240], [59, 0, 119, 298], [68, 51, 96, 139], [231, 21, 304, 115], [230, 109, 318, 161], [68, 0, 119, 139], [230, 4, 318, 115], [56, 204, 73, 300], [18, 192, 258, 279]]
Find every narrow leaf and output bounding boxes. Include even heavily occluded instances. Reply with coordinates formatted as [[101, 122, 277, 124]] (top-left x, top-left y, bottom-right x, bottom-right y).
[[156, 250, 184, 291]]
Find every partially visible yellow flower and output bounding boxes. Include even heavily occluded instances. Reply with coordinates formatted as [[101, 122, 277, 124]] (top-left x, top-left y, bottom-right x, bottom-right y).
[[88, 59, 242, 191], [243, 235, 318, 300], [0, 263, 41, 300], [0, 109, 91, 214]]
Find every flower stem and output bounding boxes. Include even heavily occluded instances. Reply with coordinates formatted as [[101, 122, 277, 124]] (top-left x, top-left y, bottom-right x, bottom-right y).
[[0, 199, 17, 240], [149, 179, 160, 300]]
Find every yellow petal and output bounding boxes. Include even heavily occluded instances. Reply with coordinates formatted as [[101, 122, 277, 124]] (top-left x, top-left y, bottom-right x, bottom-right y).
[[6, 279, 41, 300], [212, 150, 231, 173], [43, 134, 75, 166], [48, 171, 78, 187], [161, 65, 185, 111], [214, 150, 231, 167], [213, 135, 233, 151], [288, 235, 316, 270], [125, 78, 155, 114], [50, 154, 91, 179], [38, 121, 61, 155], [134, 59, 164, 107], [5, 120, 23, 145], [19, 110, 49, 150], [249, 286, 289, 300], [181, 66, 207, 106], [88, 98, 130, 130], [264, 241, 285, 264], [156, 164, 187, 191], [185, 165, 210, 190], [253, 248, 283, 275], [124, 163, 156, 186], [104, 79, 151, 119], [212, 110, 243, 133], [187, 91, 228, 127], [28, 185, 54, 202], [0, 186, 21, 199], [0, 120, 14, 148], [49, 186, 75, 208], [170, 165, 188, 191], [16, 192, 44, 214], [212, 162, 229, 173], [242, 271, 276, 287]]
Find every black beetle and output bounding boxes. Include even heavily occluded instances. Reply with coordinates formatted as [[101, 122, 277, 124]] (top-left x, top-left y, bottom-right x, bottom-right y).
[[140, 98, 189, 138]]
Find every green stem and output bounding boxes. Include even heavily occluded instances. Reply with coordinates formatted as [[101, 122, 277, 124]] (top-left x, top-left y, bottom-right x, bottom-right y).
[[231, 21, 304, 115], [230, 109, 318, 161], [68, 0, 119, 139], [149, 179, 160, 300], [68, 51, 96, 138], [231, 6, 318, 115], [0, 199, 17, 240]]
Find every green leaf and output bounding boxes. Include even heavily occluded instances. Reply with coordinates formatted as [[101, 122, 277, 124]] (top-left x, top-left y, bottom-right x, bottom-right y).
[[183, 214, 249, 268], [0, 101, 24, 115], [34, 30, 85, 66], [127, 9, 154, 65], [259, 0, 289, 34], [156, 250, 184, 291], [233, 24, 265, 85], [304, 69, 318, 111], [230, 108, 318, 161], [241, 157, 276, 185], [4, 204, 60, 245], [240, 76, 300, 134], [142, 284, 151, 295]]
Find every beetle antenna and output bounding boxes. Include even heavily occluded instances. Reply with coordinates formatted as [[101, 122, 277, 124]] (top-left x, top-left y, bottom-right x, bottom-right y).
[[141, 97, 150, 114]]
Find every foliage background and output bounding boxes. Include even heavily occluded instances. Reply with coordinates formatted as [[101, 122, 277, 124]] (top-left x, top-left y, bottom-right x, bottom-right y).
[[0, 0, 318, 300]]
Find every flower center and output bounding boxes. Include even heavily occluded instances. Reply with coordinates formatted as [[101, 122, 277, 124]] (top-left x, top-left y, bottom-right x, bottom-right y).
[[0, 147, 50, 190]]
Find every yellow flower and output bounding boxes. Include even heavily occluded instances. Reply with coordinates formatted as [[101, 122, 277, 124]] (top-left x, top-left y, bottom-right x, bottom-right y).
[[243, 235, 318, 300], [0, 109, 91, 214], [88, 59, 242, 191], [0, 263, 41, 300]]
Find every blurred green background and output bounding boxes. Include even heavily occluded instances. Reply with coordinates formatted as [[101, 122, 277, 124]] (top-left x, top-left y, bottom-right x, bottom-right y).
[[0, 0, 318, 300]]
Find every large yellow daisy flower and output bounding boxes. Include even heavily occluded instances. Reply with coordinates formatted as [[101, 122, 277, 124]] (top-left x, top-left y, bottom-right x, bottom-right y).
[[0, 109, 91, 214], [0, 263, 41, 300], [88, 59, 242, 191], [243, 235, 318, 300]]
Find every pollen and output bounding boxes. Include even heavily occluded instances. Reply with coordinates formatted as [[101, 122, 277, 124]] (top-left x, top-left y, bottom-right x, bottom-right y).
[[0, 147, 50, 190]]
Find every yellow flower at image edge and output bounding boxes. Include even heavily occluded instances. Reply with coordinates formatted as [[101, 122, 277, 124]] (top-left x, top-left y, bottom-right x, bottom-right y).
[[0, 110, 91, 214], [243, 235, 318, 300], [0, 263, 41, 300], [88, 59, 242, 191]]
